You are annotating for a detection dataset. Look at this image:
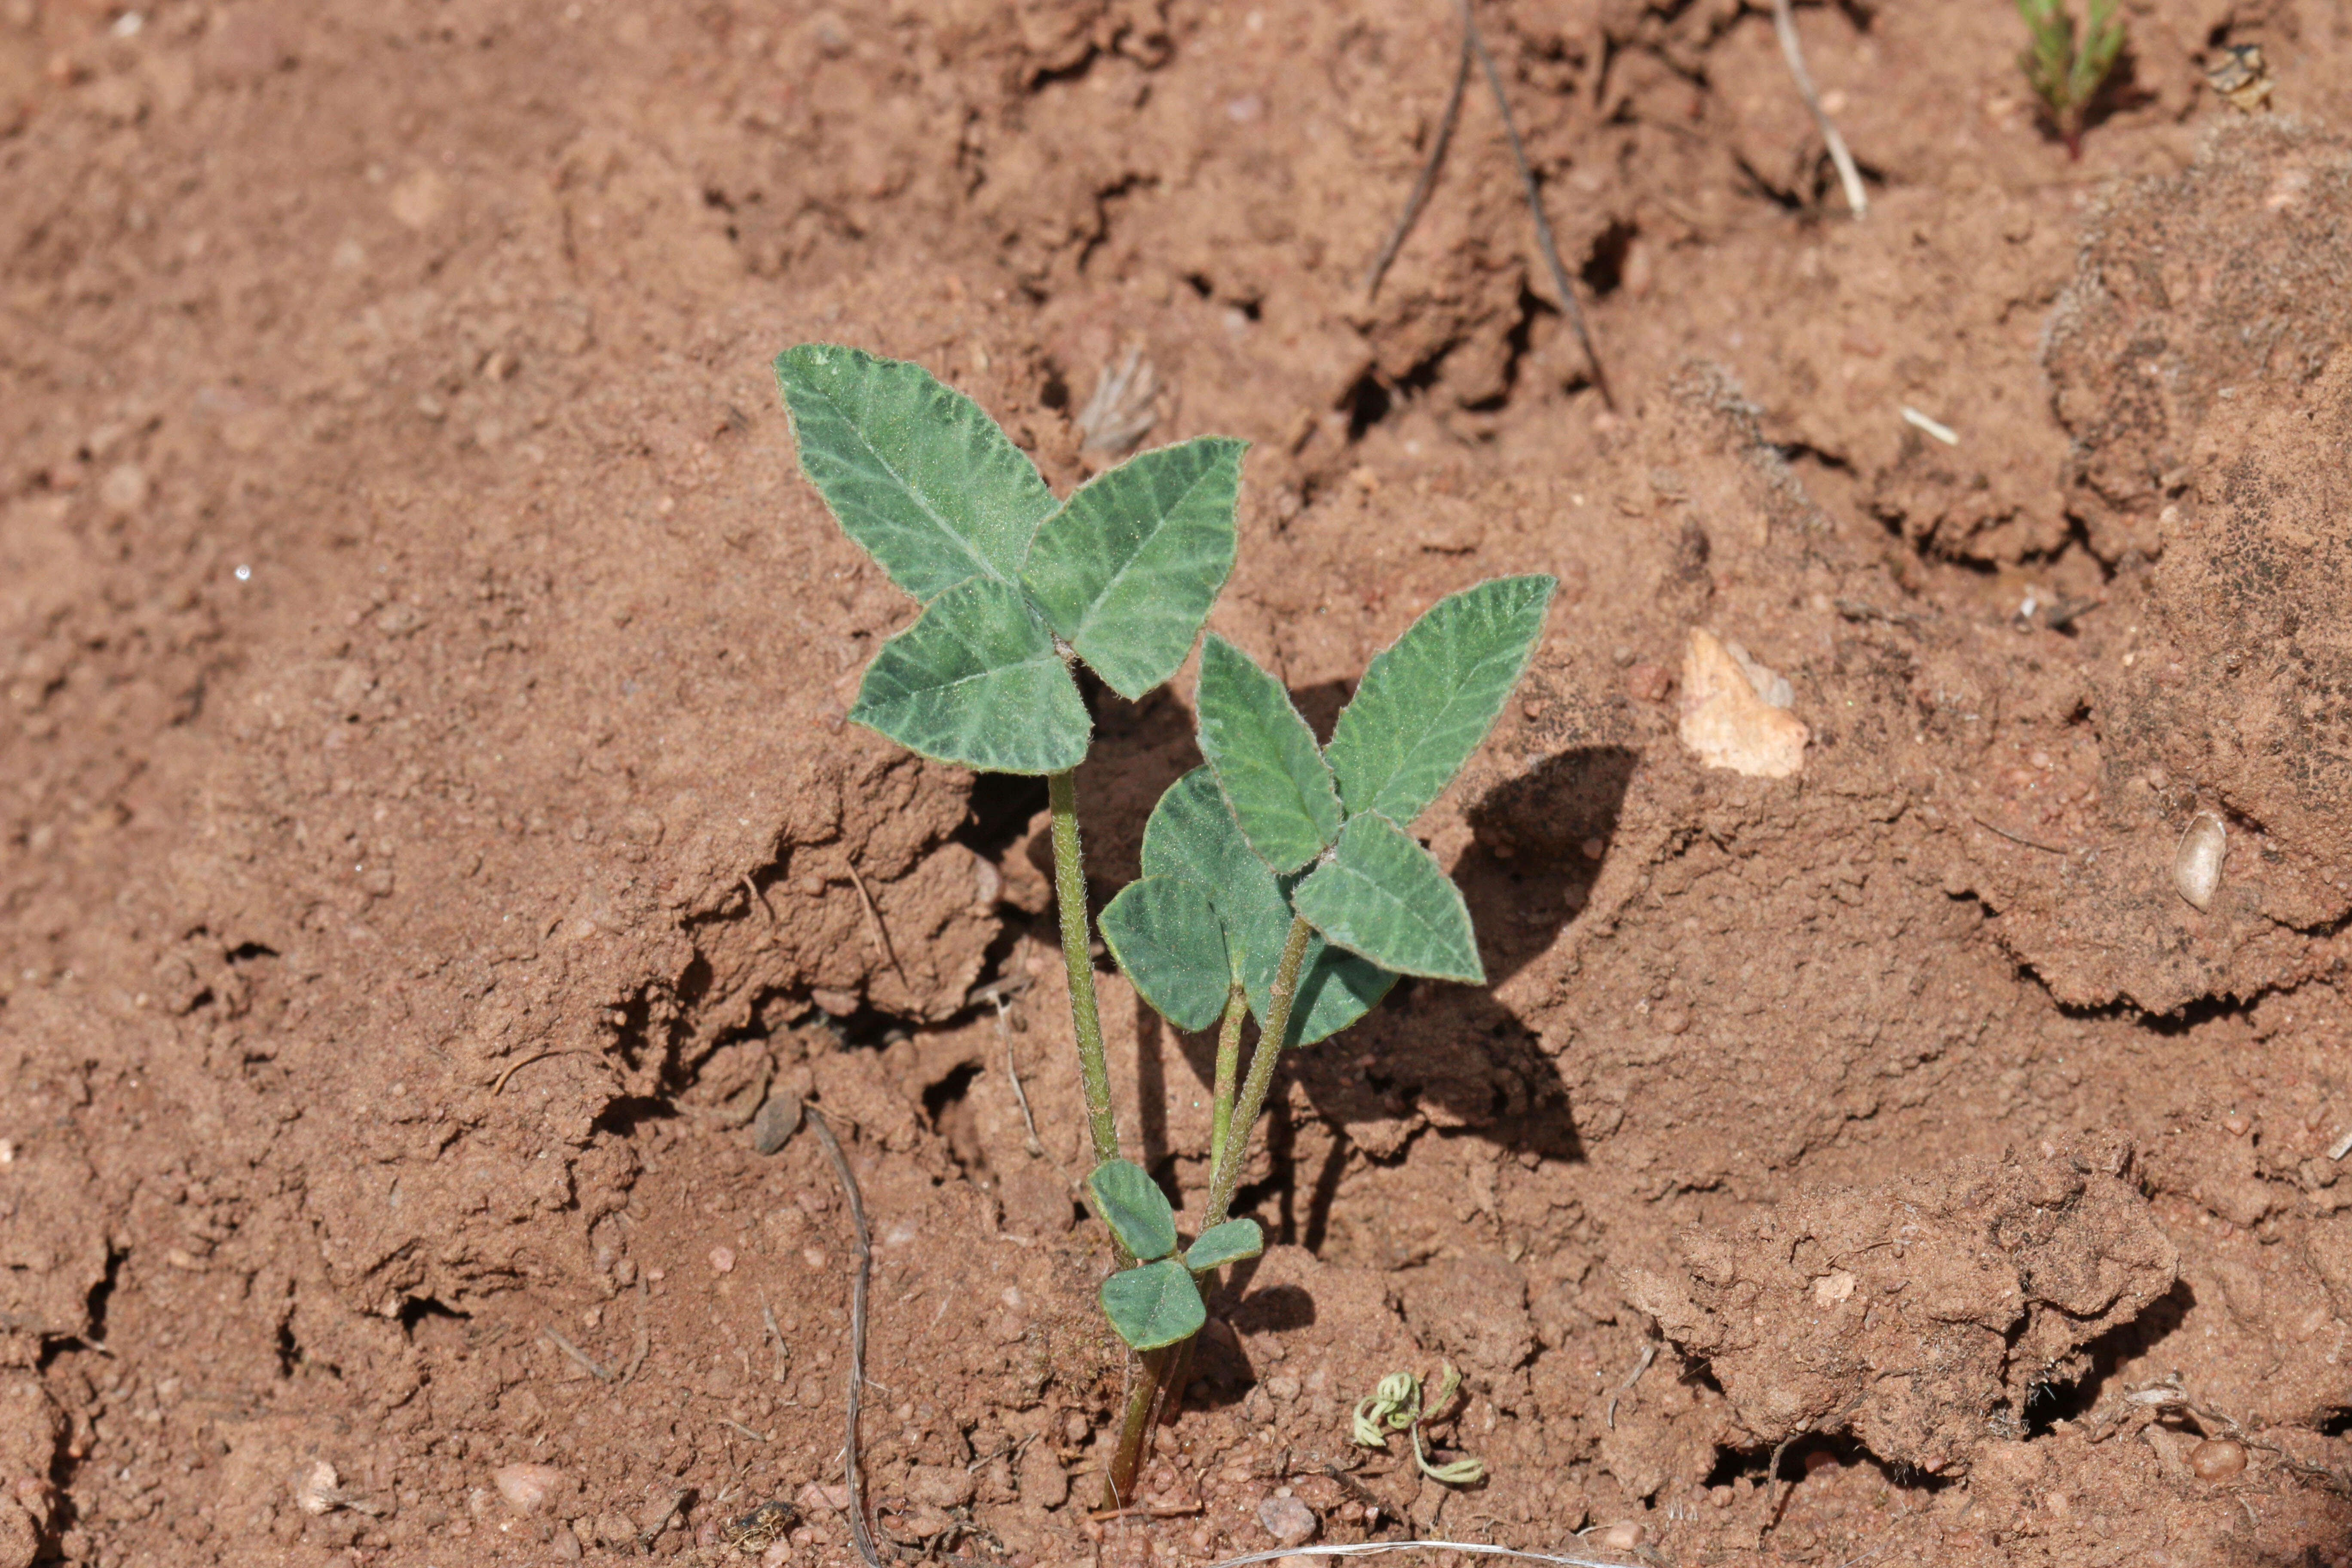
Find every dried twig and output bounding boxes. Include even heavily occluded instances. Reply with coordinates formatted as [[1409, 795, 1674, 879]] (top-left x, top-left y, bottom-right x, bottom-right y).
[[1201, 1544, 1639, 1568], [1769, 0, 1868, 217], [1969, 814, 2072, 855], [1605, 1340, 1656, 1429], [1363, 19, 1473, 300], [845, 859, 913, 996], [805, 1105, 885, 1568], [619, 1277, 650, 1385], [996, 996, 1047, 1159], [492, 1048, 592, 1095], [542, 1326, 610, 1383], [1459, 0, 1615, 410]]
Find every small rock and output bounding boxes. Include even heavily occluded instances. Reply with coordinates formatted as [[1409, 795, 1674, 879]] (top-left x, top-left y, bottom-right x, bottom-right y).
[[1593, 1520, 1646, 1551], [2173, 811, 2226, 910], [1623, 662, 1672, 703], [493, 1462, 567, 1515], [2190, 1437, 2247, 1479], [1677, 628, 1808, 778], [551, 1522, 583, 1561], [751, 1094, 804, 1155], [1256, 1494, 1317, 1547], [906, 1464, 977, 1510], [1017, 1444, 1069, 1510], [291, 1459, 340, 1515], [709, 1245, 736, 1274], [796, 1481, 852, 1515]]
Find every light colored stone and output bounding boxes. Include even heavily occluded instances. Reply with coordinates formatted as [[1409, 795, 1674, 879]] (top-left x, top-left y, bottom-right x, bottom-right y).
[[493, 1461, 567, 1514], [1677, 628, 1808, 778], [1256, 1494, 1317, 1547]]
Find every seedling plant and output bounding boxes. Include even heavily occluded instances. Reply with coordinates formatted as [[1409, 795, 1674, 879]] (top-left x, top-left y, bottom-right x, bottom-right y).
[[2015, 0, 2125, 158], [1351, 1362, 1485, 1485], [775, 343, 1553, 1505]]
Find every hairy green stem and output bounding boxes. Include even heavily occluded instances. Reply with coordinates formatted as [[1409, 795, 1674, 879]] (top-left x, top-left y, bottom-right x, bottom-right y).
[[1047, 769, 1121, 1171], [1205, 914, 1315, 1227], [1207, 983, 1247, 1178], [1103, 1343, 1173, 1509]]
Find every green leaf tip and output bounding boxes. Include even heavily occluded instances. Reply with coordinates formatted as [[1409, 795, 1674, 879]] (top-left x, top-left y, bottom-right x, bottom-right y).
[[1195, 635, 1342, 874], [1087, 1158, 1178, 1261], [1023, 436, 1245, 701], [1326, 574, 1556, 827], [1293, 812, 1484, 983], [1139, 769, 1394, 1047], [1184, 1218, 1265, 1271], [774, 344, 1056, 604], [848, 578, 1090, 775], [1099, 876, 1231, 1033], [1099, 1258, 1206, 1351]]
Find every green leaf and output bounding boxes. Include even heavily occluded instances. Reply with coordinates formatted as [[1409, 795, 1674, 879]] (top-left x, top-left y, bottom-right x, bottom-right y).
[[1139, 769, 1395, 1045], [1099, 1259, 1206, 1351], [775, 343, 1057, 602], [1194, 635, 1342, 874], [1325, 576, 1556, 827], [849, 578, 1090, 774], [1087, 1159, 1179, 1261], [1022, 437, 1245, 701], [1099, 877, 1231, 1033], [1183, 1218, 1264, 1271], [1292, 812, 1484, 983]]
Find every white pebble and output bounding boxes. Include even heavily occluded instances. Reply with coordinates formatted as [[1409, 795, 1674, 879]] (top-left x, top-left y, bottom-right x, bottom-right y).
[[493, 1461, 567, 1514], [293, 1459, 340, 1515], [2174, 811, 2226, 910]]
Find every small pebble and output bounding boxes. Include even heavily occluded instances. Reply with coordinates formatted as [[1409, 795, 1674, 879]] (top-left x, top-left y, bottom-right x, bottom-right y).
[[710, 1245, 736, 1274], [1593, 1521, 1646, 1550], [292, 1459, 340, 1515], [751, 1093, 803, 1155], [1256, 1494, 1318, 1547], [2174, 811, 2226, 910], [493, 1462, 567, 1514], [2190, 1438, 2247, 1479]]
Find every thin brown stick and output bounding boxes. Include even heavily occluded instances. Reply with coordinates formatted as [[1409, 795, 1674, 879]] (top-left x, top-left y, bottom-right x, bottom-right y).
[[492, 1048, 592, 1094], [1364, 19, 1473, 300], [805, 1105, 886, 1568], [844, 860, 914, 995], [541, 1326, 611, 1382], [995, 996, 1046, 1159], [1459, 0, 1616, 410], [1969, 814, 2072, 855], [1769, 0, 1868, 217], [619, 1278, 650, 1384]]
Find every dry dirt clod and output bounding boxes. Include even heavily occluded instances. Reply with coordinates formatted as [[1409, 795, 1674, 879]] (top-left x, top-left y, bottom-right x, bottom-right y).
[[1257, 1494, 1318, 1546], [2174, 811, 2226, 910]]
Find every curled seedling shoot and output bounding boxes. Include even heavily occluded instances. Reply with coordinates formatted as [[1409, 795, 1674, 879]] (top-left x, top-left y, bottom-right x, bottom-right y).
[[1351, 1362, 1486, 1486]]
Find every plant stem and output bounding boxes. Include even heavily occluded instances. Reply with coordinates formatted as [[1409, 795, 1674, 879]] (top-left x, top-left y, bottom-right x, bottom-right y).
[[1047, 769, 1121, 1170], [1207, 983, 1247, 1177], [1103, 1343, 1173, 1508], [1205, 914, 1314, 1228]]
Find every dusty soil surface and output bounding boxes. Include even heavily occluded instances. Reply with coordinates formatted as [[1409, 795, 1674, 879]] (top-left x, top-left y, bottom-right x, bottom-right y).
[[6, 1, 2352, 1566]]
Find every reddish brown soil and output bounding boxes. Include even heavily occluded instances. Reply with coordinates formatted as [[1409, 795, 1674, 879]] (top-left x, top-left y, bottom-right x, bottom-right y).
[[4, 3, 2352, 1566]]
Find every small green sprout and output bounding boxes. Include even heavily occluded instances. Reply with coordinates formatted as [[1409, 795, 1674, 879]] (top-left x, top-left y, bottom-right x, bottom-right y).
[[1351, 1361, 1486, 1485], [1089, 1159, 1265, 1349], [2015, 0, 2125, 158], [774, 342, 1553, 1508]]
